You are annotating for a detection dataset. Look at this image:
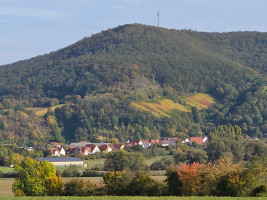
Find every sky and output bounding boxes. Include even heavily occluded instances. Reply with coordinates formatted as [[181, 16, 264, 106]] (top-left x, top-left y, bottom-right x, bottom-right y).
[[0, 0, 266, 65]]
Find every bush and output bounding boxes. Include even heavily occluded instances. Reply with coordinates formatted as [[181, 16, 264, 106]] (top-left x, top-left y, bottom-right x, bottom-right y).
[[83, 169, 103, 177], [103, 170, 135, 195], [63, 179, 99, 196], [252, 185, 267, 197], [128, 172, 166, 196], [150, 161, 165, 170], [150, 157, 174, 170]]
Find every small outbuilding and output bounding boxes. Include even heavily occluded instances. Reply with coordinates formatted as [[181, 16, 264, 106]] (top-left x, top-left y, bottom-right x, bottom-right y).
[[36, 157, 84, 167]]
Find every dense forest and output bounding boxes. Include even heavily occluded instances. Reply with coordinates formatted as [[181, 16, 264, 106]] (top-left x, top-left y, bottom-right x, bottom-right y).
[[0, 24, 266, 146]]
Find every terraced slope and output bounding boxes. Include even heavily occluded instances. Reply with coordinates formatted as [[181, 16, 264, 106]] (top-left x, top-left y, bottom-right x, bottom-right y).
[[184, 93, 215, 110], [132, 99, 189, 117]]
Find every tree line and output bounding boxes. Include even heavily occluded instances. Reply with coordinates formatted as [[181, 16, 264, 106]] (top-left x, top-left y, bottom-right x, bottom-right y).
[[11, 156, 267, 197]]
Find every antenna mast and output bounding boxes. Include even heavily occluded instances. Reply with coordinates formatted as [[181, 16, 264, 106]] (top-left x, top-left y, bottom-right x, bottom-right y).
[[157, 10, 160, 27]]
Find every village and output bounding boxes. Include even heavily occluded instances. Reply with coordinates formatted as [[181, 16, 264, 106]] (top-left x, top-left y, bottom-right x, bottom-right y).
[[42, 136, 208, 156], [20, 136, 208, 167]]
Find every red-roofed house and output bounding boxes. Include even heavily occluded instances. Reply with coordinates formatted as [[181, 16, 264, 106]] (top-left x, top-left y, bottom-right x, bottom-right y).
[[47, 142, 61, 148], [112, 144, 125, 150], [189, 137, 208, 145], [85, 144, 101, 154], [47, 147, 65, 156], [150, 139, 160, 144], [99, 144, 113, 153]]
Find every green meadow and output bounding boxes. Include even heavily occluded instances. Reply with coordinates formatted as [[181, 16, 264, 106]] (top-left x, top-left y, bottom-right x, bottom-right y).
[[0, 196, 266, 200]]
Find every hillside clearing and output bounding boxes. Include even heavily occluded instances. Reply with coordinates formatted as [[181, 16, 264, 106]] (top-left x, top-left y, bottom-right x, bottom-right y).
[[132, 99, 189, 117], [184, 93, 214, 110], [27, 104, 65, 116]]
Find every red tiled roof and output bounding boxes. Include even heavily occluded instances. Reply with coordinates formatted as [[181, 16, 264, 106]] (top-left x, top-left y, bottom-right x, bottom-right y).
[[190, 137, 204, 145]]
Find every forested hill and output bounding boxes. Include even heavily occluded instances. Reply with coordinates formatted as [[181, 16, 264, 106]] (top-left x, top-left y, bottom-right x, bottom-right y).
[[0, 24, 265, 101], [0, 24, 266, 146]]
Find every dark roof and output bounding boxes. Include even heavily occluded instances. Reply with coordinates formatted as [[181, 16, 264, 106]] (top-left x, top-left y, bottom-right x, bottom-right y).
[[36, 157, 83, 162]]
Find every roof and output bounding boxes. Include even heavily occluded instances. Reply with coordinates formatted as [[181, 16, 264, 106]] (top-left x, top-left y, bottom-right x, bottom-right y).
[[113, 144, 124, 149], [36, 157, 83, 162], [190, 137, 204, 145], [69, 142, 111, 147]]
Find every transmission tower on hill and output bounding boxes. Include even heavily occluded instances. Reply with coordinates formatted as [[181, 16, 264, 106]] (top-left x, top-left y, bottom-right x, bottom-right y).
[[157, 10, 160, 27]]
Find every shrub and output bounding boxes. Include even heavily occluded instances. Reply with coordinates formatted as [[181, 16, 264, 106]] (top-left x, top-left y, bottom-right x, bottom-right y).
[[252, 185, 267, 197], [128, 172, 166, 196], [83, 169, 103, 177], [63, 179, 98, 196]]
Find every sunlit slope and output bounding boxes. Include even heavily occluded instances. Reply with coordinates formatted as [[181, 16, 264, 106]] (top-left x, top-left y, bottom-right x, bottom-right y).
[[184, 93, 215, 110], [132, 99, 189, 117], [132, 94, 214, 117]]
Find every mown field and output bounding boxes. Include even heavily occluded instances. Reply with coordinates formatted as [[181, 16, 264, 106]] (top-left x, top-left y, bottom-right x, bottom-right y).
[[0, 196, 266, 200], [0, 167, 14, 173]]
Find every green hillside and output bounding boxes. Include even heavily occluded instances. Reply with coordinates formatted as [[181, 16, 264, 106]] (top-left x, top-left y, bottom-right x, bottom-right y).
[[0, 24, 266, 145]]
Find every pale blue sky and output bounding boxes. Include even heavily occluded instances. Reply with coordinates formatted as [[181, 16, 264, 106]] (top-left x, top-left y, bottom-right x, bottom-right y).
[[0, 0, 266, 65]]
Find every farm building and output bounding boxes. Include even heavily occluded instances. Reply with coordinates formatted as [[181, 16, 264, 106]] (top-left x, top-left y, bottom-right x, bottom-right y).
[[36, 157, 84, 167]]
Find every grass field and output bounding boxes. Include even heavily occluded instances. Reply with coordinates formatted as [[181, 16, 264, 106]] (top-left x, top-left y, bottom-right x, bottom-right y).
[[145, 155, 173, 167], [27, 104, 65, 116], [83, 159, 105, 169], [184, 93, 214, 110], [0, 167, 14, 173], [0, 196, 266, 200], [132, 99, 189, 117], [52, 157, 166, 173]]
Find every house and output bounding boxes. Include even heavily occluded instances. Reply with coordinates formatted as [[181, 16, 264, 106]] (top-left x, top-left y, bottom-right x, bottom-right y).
[[189, 137, 208, 145], [48, 142, 61, 148], [70, 147, 89, 156], [159, 139, 176, 147], [70, 145, 101, 156], [69, 142, 111, 148], [99, 144, 113, 152], [126, 140, 148, 148], [85, 144, 101, 154], [69, 142, 93, 147], [36, 157, 84, 167], [23, 147, 35, 151], [141, 140, 152, 148], [112, 144, 125, 150], [150, 139, 160, 145], [183, 138, 190, 144], [47, 147, 65, 156]]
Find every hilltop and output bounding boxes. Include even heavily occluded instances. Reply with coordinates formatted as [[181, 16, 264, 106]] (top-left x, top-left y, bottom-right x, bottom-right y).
[[0, 24, 266, 145]]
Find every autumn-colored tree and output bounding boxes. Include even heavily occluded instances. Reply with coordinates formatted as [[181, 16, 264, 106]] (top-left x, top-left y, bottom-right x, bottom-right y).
[[12, 158, 62, 196], [201, 157, 237, 195], [176, 162, 203, 196]]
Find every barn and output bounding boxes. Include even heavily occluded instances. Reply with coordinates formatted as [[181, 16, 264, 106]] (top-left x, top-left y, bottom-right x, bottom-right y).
[[36, 157, 84, 167]]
